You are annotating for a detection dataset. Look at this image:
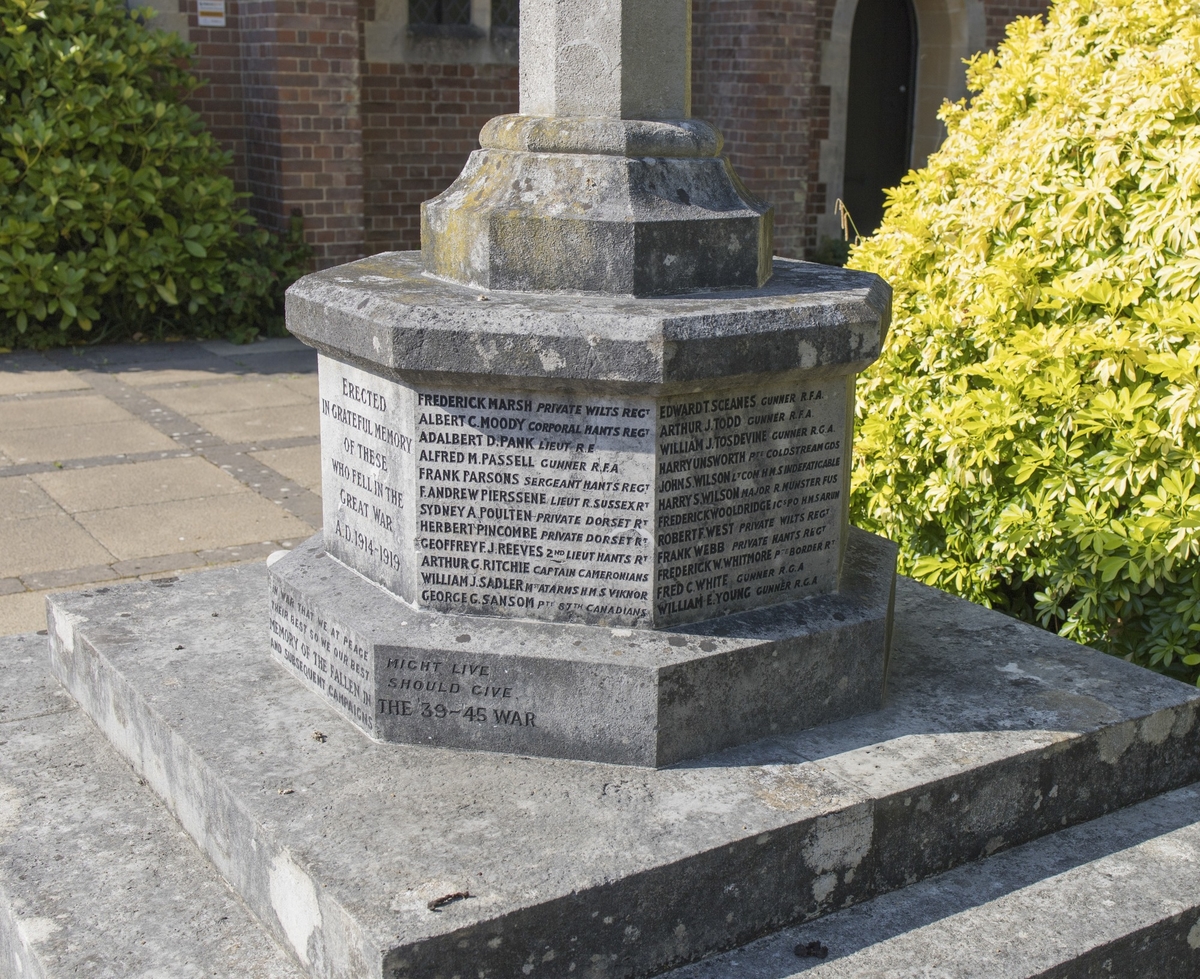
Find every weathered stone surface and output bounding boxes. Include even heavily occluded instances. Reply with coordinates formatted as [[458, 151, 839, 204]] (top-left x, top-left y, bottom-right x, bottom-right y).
[[45, 568, 1200, 979], [285, 253, 889, 390], [665, 782, 1200, 978], [480, 115, 723, 158], [315, 351, 855, 629], [518, 0, 690, 120], [267, 528, 897, 765], [419, 0, 771, 295], [0, 632, 303, 979], [421, 150, 772, 295]]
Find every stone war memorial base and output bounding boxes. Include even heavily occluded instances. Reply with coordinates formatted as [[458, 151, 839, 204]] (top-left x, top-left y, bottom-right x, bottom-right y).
[[267, 529, 897, 767], [3, 563, 1199, 977]]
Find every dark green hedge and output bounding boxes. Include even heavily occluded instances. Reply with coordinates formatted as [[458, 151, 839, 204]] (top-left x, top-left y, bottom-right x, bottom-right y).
[[0, 0, 309, 348]]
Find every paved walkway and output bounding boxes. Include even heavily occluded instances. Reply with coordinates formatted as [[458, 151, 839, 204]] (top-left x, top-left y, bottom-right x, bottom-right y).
[[0, 338, 322, 635]]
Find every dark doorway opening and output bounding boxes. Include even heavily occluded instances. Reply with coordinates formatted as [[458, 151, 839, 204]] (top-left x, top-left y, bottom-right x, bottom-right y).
[[843, 0, 917, 236]]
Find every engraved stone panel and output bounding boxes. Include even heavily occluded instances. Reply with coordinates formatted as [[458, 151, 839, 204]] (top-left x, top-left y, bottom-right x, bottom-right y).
[[653, 377, 851, 626], [319, 354, 855, 629], [413, 387, 655, 625], [319, 359, 416, 599], [269, 573, 375, 731]]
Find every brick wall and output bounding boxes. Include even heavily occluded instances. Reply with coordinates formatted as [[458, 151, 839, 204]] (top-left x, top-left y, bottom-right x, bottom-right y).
[[182, 0, 364, 268], [181, 0, 249, 189], [241, 0, 364, 268], [180, 0, 1051, 268], [692, 0, 832, 260], [361, 62, 518, 254], [985, 0, 1052, 48]]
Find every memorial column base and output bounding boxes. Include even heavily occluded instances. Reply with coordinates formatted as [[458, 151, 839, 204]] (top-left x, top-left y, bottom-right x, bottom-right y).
[[281, 250, 896, 763]]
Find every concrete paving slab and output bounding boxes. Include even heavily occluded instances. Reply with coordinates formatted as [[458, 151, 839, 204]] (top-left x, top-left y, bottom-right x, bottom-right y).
[[107, 553, 216, 577], [0, 513, 114, 577], [0, 419, 179, 463], [279, 373, 319, 399], [20, 564, 121, 590], [251, 444, 323, 496], [0, 589, 47, 635], [45, 566, 1200, 979], [0, 341, 322, 639], [151, 378, 314, 416], [0, 634, 306, 979], [114, 365, 253, 387], [0, 367, 90, 395], [73, 492, 312, 560], [195, 541, 288, 567], [107, 541, 283, 577], [33, 456, 245, 513], [665, 782, 1200, 978], [189, 405, 321, 443], [0, 475, 61, 519], [201, 349, 319, 376], [0, 392, 132, 429], [42, 341, 225, 370], [202, 338, 312, 356]]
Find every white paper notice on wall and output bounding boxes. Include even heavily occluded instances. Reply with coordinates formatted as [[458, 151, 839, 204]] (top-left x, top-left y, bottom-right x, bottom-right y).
[[196, 0, 226, 27]]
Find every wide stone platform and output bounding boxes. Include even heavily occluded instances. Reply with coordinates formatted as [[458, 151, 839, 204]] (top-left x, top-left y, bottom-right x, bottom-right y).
[[0, 632, 303, 979], [664, 782, 1200, 978], [44, 564, 1200, 979]]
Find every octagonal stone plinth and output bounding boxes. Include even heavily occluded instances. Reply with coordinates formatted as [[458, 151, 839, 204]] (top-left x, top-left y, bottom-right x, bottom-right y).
[[421, 145, 772, 296], [281, 250, 893, 763], [268, 528, 896, 766], [286, 251, 890, 630]]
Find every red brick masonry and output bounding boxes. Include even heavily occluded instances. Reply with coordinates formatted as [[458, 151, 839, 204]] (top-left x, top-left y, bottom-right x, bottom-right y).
[[181, 0, 1049, 268]]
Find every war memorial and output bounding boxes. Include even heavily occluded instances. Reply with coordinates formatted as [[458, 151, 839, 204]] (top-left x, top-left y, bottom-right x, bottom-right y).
[[2, 1, 1200, 975]]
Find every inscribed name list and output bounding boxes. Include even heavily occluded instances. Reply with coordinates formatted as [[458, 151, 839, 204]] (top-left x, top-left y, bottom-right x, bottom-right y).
[[319, 355, 656, 626], [319, 355, 850, 628], [652, 378, 849, 625]]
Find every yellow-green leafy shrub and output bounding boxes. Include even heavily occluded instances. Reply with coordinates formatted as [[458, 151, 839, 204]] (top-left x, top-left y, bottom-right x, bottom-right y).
[[849, 0, 1200, 685], [0, 0, 308, 348]]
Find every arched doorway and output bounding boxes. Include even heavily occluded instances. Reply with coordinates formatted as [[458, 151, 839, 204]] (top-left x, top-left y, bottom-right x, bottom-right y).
[[815, 0, 986, 246], [842, 0, 917, 236]]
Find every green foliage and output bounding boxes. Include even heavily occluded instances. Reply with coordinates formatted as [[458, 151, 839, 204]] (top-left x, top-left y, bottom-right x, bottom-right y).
[[0, 0, 309, 348], [811, 236, 851, 268], [848, 0, 1200, 685]]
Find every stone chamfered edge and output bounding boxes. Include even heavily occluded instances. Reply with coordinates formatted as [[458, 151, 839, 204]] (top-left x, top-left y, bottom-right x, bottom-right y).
[[284, 252, 891, 390], [662, 783, 1200, 978], [267, 527, 899, 768], [44, 567, 1200, 979], [0, 635, 305, 979], [419, 151, 775, 296]]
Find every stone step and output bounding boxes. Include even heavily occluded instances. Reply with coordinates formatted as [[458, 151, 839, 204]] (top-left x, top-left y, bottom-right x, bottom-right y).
[[0, 632, 304, 979], [665, 781, 1200, 978], [44, 564, 1200, 979]]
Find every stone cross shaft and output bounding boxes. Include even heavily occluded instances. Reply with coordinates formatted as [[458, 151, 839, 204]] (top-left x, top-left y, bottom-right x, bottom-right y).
[[421, 0, 773, 296], [519, 0, 691, 120]]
